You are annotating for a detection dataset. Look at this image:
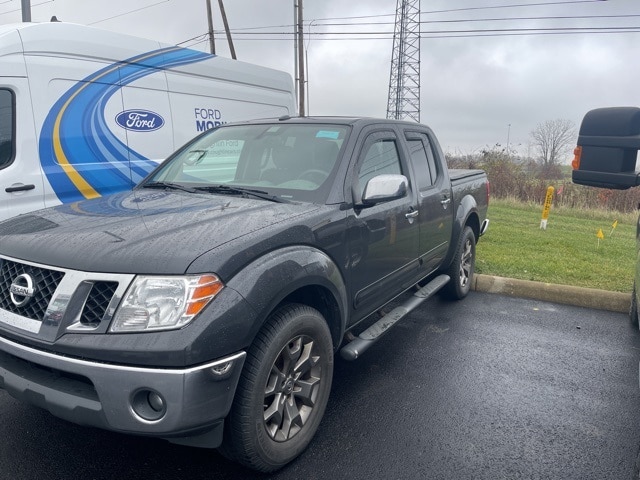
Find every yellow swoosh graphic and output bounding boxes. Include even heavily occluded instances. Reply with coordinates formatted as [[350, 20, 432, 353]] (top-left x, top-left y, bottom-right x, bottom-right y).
[[51, 47, 182, 199]]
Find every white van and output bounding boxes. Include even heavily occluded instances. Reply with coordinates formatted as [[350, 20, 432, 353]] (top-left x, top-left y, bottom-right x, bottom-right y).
[[0, 22, 296, 221]]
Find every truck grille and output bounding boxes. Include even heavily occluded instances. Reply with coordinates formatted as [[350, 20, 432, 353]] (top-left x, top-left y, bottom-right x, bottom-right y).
[[0, 255, 134, 337], [0, 258, 64, 321], [80, 282, 118, 326]]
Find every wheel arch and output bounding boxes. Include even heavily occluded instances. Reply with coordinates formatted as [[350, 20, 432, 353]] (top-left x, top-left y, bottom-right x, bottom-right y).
[[441, 193, 480, 271], [224, 246, 348, 351], [271, 284, 344, 350], [465, 210, 481, 241]]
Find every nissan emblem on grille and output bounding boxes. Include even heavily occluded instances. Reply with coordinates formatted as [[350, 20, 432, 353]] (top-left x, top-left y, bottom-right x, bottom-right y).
[[9, 273, 36, 307]]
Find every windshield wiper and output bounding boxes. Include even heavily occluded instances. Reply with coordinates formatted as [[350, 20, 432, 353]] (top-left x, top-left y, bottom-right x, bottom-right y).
[[193, 185, 291, 203], [142, 181, 197, 193]]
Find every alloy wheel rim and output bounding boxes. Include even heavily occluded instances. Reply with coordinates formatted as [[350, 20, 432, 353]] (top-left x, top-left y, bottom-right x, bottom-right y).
[[263, 335, 322, 442], [459, 239, 473, 287]]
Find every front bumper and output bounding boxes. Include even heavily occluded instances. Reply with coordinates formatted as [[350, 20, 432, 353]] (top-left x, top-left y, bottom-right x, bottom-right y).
[[0, 334, 245, 447]]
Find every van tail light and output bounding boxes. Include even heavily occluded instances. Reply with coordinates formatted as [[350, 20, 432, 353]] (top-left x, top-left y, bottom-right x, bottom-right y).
[[571, 146, 582, 170]]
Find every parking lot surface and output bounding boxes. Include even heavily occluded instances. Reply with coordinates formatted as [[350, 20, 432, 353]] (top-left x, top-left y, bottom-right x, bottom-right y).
[[1, 291, 639, 479]]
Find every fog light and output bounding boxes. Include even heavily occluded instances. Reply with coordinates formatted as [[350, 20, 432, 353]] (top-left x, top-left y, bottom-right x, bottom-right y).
[[148, 391, 165, 412], [131, 389, 167, 422]]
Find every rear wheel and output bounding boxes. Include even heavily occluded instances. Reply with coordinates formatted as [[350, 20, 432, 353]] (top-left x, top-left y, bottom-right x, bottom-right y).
[[221, 304, 333, 472], [441, 226, 476, 300]]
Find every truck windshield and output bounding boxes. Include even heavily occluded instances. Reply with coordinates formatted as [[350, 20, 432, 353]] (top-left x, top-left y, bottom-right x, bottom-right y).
[[143, 123, 348, 203], [0, 89, 14, 169]]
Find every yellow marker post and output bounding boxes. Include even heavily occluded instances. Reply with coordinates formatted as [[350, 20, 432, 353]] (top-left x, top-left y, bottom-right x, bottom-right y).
[[597, 228, 604, 248], [540, 186, 554, 230]]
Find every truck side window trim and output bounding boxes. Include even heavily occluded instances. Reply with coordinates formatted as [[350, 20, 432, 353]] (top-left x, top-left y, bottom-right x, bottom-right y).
[[407, 138, 434, 190], [405, 130, 441, 192], [355, 134, 405, 200], [0, 88, 16, 171], [425, 135, 441, 182]]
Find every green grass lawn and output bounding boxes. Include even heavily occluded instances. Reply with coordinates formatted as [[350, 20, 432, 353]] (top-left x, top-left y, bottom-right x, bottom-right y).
[[475, 198, 636, 293]]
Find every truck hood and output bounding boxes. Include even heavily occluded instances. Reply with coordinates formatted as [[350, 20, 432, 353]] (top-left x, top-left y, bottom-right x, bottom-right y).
[[0, 190, 322, 274]]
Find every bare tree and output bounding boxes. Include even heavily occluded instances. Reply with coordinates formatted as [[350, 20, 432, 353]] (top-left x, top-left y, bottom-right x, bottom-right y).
[[529, 118, 576, 166]]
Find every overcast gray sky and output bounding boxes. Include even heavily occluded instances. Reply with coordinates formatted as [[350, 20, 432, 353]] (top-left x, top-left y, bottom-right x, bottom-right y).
[[2, 0, 639, 158]]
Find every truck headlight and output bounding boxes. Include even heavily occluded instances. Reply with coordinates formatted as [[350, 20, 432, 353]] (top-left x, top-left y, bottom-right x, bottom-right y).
[[110, 275, 223, 332]]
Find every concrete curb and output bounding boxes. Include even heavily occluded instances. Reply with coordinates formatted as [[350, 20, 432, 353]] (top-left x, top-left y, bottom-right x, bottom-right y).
[[472, 274, 631, 314]]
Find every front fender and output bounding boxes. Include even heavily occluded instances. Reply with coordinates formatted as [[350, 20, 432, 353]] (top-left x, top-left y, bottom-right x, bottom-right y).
[[224, 246, 348, 347]]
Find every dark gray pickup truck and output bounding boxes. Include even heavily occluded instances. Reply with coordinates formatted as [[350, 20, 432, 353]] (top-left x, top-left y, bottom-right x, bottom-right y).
[[0, 116, 488, 472]]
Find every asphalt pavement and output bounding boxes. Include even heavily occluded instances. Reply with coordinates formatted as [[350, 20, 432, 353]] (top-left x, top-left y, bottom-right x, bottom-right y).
[[1, 291, 638, 480]]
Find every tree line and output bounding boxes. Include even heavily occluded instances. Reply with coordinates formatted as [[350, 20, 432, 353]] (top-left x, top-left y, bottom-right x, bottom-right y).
[[446, 118, 640, 214]]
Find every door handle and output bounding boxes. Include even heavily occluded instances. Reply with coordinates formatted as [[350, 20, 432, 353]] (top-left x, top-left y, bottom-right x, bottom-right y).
[[405, 210, 419, 219], [5, 184, 35, 193], [440, 197, 451, 205]]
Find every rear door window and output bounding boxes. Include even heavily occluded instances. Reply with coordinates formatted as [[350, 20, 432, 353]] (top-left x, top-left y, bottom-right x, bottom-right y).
[[406, 132, 440, 191]]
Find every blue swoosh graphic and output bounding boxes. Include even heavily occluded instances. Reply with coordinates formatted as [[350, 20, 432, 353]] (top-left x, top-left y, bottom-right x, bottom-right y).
[[39, 46, 212, 203]]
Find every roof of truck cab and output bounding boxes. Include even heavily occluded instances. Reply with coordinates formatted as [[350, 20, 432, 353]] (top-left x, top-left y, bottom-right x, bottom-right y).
[[225, 116, 434, 129]]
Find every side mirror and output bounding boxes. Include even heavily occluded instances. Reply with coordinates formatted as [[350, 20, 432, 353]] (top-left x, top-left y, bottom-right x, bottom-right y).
[[361, 174, 408, 206], [572, 107, 640, 190]]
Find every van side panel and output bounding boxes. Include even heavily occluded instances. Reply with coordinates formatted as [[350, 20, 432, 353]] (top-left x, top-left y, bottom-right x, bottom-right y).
[[119, 75, 173, 168], [0, 23, 296, 219], [37, 47, 211, 203], [166, 57, 295, 144]]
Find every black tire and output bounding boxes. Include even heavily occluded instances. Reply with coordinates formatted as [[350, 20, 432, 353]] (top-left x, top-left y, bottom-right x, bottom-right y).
[[441, 226, 476, 300], [220, 304, 334, 473], [630, 282, 639, 329]]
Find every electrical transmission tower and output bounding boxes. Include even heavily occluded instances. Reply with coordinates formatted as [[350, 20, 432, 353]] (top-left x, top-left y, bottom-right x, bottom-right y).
[[386, 0, 421, 122]]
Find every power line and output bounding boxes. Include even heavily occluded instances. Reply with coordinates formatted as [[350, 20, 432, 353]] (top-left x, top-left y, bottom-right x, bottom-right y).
[[420, 28, 640, 38], [177, 32, 209, 46], [400, 0, 609, 16], [179, 28, 640, 43], [215, 13, 639, 40], [222, 0, 612, 32], [0, 0, 171, 26], [313, 14, 640, 28], [171, 0, 636, 46], [87, 0, 171, 26], [0, 0, 52, 17], [212, 25, 640, 38]]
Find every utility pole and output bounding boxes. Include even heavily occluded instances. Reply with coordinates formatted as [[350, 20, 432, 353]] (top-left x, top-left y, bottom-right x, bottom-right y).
[[293, 1, 299, 109], [21, 0, 31, 22], [206, 0, 215, 54], [297, 0, 305, 116], [218, 0, 236, 60]]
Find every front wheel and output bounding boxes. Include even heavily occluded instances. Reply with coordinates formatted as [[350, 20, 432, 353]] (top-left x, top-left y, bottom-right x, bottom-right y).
[[441, 226, 476, 300], [221, 304, 334, 472]]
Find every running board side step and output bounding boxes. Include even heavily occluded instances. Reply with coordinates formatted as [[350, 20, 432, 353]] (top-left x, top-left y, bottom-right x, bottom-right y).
[[340, 274, 450, 361]]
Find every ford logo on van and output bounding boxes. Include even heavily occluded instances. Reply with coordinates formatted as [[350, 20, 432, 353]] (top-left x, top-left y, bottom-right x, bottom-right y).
[[115, 110, 165, 132]]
